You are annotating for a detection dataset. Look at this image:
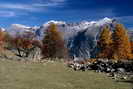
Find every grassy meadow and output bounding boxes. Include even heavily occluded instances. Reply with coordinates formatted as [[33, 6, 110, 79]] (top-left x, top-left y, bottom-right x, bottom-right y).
[[0, 59, 132, 89]]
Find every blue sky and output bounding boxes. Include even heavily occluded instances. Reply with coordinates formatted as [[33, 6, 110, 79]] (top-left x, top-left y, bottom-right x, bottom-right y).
[[0, 0, 133, 29]]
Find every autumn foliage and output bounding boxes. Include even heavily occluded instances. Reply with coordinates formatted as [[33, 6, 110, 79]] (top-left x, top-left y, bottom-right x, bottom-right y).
[[0, 30, 5, 50], [42, 24, 68, 59], [97, 24, 132, 60], [0, 23, 132, 61], [97, 26, 113, 58], [112, 24, 132, 60], [130, 42, 133, 53], [11, 31, 42, 57], [12, 36, 33, 57]]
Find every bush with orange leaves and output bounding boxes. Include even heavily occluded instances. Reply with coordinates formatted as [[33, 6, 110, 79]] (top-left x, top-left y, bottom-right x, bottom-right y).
[[4, 32, 14, 49], [12, 36, 32, 57], [12, 32, 42, 57], [0, 30, 5, 50]]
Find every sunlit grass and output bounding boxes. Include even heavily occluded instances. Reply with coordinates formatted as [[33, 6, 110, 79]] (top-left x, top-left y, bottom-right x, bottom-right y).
[[0, 60, 132, 89]]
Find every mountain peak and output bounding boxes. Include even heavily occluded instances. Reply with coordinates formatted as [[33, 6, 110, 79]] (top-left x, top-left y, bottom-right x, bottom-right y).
[[102, 17, 112, 21], [11, 24, 31, 29], [0, 27, 6, 31], [6, 17, 114, 37], [45, 20, 66, 25], [95, 17, 112, 26]]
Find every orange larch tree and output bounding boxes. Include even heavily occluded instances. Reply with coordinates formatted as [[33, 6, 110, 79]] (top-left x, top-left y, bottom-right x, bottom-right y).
[[130, 41, 133, 54], [42, 24, 68, 59], [112, 24, 132, 60], [97, 26, 113, 59]]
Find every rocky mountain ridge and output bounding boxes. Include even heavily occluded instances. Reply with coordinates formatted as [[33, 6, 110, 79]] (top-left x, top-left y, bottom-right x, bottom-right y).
[[1, 18, 124, 59]]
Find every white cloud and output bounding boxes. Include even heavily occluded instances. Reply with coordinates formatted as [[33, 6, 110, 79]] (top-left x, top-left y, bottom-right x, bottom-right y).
[[114, 16, 133, 21], [50, 0, 66, 3], [32, 3, 58, 7], [114, 16, 133, 30], [0, 1, 66, 12], [0, 10, 30, 18], [0, 3, 40, 12], [114, 16, 133, 25], [0, 11, 15, 17], [129, 27, 133, 30], [0, 0, 67, 17], [36, 0, 66, 3]]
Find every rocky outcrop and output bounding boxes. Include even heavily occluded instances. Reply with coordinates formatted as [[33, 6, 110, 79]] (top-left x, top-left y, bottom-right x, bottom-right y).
[[67, 59, 133, 80], [25, 47, 42, 62], [68, 30, 97, 59]]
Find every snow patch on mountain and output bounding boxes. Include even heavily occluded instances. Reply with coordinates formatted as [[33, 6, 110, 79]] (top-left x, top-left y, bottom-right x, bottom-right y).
[[0, 27, 6, 31], [6, 17, 113, 37], [7, 24, 39, 36], [43, 20, 66, 27]]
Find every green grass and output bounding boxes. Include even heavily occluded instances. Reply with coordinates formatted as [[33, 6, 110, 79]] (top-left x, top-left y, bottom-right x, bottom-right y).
[[0, 60, 132, 89]]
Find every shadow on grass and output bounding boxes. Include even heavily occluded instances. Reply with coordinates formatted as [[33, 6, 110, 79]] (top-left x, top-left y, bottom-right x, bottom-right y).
[[116, 80, 133, 84]]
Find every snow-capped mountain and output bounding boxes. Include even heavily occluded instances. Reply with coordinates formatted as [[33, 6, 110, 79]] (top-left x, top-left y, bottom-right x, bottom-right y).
[[0, 27, 6, 31], [5, 17, 117, 59], [6, 24, 39, 36], [44, 20, 66, 26], [35, 17, 113, 39], [6, 17, 113, 38]]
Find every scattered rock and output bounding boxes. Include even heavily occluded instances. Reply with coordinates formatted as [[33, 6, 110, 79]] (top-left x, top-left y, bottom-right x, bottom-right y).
[[67, 59, 133, 80]]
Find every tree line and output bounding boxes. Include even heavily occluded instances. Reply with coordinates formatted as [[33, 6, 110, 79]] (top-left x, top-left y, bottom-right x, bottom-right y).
[[0, 24, 68, 60], [0, 23, 132, 61]]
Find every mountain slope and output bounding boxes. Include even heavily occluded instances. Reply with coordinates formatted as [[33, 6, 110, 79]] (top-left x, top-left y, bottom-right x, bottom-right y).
[[5, 17, 117, 59]]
